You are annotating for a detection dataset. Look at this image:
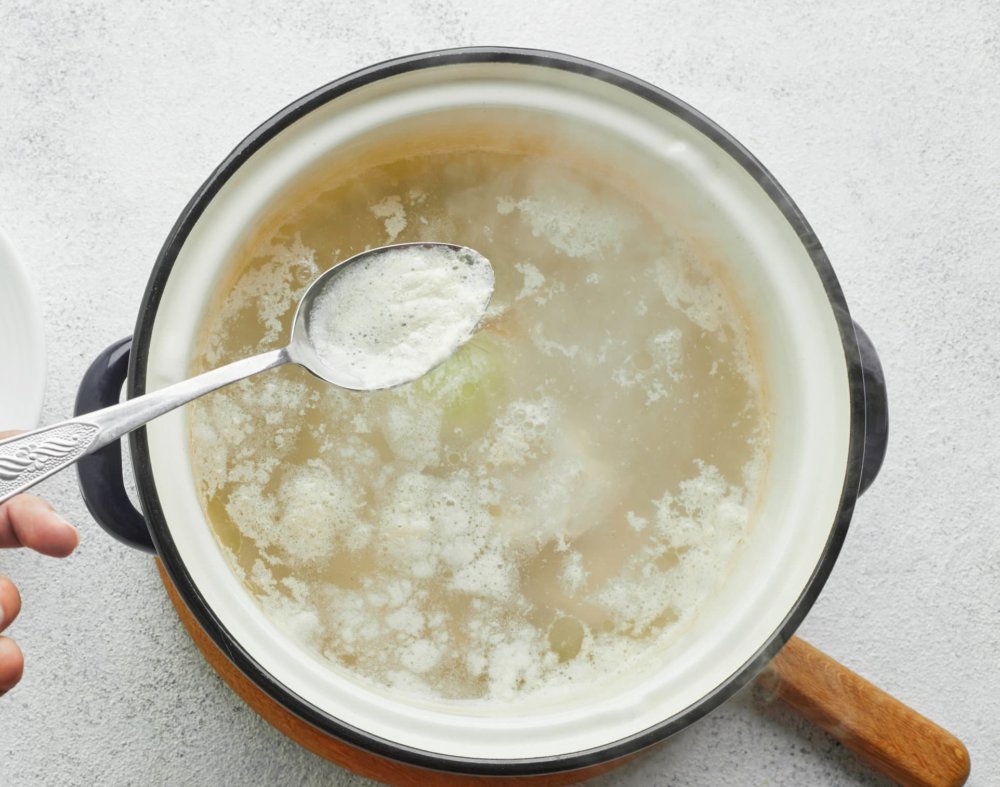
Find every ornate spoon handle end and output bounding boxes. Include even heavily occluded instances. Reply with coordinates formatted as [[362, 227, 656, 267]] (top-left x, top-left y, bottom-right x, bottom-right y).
[[0, 421, 101, 504]]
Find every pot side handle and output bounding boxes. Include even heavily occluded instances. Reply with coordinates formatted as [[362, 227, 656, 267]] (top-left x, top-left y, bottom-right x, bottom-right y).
[[74, 337, 156, 553], [854, 322, 888, 496]]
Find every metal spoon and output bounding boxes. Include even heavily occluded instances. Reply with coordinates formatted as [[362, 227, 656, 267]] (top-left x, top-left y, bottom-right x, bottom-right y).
[[0, 242, 493, 505]]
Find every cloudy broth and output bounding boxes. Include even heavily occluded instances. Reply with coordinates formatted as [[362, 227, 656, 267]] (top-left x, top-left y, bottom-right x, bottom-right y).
[[188, 110, 771, 702]]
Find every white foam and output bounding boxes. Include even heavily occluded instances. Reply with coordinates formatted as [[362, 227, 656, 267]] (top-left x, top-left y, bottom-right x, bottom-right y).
[[450, 549, 517, 600], [654, 255, 733, 334], [276, 461, 363, 562], [484, 398, 557, 467], [530, 324, 580, 359], [649, 329, 684, 382], [496, 187, 638, 261], [514, 262, 545, 301], [370, 195, 407, 242], [401, 639, 442, 674], [626, 511, 649, 533], [307, 245, 495, 390], [202, 237, 318, 366], [560, 551, 588, 595]]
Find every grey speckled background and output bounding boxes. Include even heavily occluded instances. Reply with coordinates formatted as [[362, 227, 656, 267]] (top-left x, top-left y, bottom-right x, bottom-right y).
[[1, 1, 997, 785]]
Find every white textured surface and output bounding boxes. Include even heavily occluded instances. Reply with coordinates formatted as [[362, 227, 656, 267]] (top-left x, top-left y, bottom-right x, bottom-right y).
[[0, 228, 46, 429], [0, 2, 996, 785]]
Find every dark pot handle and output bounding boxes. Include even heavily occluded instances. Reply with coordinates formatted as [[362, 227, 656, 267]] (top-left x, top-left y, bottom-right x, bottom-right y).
[[74, 337, 155, 553], [854, 322, 888, 496]]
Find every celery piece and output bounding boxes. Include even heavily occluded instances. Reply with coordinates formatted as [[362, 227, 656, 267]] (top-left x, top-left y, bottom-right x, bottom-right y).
[[416, 333, 508, 431]]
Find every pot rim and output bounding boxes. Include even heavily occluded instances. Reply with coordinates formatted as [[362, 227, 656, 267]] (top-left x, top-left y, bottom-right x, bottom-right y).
[[128, 46, 866, 776]]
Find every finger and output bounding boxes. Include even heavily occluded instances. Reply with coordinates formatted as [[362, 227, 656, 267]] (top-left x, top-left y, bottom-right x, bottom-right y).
[[0, 494, 79, 557], [0, 576, 21, 633], [0, 636, 24, 695]]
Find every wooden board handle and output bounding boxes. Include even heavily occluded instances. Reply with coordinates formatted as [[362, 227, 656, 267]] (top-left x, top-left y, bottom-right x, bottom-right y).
[[759, 637, 970, 787]]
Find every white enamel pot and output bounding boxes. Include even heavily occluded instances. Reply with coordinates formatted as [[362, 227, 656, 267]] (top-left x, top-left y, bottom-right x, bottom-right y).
[[74, 48, 888, 777]]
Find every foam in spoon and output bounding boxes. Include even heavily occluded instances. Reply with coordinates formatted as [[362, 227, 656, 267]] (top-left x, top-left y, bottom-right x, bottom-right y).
[[306, 244, 495, 390]]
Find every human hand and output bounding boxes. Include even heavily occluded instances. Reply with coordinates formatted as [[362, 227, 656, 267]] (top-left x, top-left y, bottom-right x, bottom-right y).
[[0, 430, 80, 697]]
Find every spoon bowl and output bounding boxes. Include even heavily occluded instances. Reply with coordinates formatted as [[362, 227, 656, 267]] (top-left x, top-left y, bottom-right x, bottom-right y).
[[288, 242, 494, 390]]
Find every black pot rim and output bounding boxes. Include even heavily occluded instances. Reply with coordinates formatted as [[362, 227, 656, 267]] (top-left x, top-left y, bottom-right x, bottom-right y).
[[128, 46, 866, 777]]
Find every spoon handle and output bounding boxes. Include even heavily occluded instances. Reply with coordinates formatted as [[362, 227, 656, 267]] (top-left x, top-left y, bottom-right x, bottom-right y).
[[0, 348, 288, 506]]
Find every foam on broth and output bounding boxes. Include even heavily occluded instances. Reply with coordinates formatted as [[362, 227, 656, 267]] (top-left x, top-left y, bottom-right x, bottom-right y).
[[188, 110, 772, 703]]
